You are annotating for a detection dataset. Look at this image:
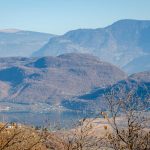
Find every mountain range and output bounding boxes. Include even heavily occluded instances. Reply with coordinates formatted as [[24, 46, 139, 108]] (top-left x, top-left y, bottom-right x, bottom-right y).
[[0, 29, 55, 57], [0, 53, 149, 114], [32, 19, 150, 74], [0, 19, 150, 74], [0, 53, 126, 112]]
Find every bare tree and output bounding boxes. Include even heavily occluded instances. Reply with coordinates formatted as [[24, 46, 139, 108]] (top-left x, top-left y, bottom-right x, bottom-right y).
[[64, 118, 104, 150], [101, 88, 150, 150], [41, 117, 105, 150]]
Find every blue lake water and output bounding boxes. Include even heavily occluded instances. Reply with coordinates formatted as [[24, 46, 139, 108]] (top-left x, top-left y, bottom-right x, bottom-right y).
[[0, 111, 94, 129]]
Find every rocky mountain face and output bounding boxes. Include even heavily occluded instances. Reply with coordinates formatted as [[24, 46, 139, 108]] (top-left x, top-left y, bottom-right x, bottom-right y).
[[67, 71, 150, 112], [0, 53, 126, 109], [0, 29, 55, 57], [33, 19, 150, 73]]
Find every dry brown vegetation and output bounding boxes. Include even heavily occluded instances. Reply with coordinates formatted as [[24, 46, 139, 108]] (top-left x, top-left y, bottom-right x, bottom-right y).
[[0, 123, 47, 150]]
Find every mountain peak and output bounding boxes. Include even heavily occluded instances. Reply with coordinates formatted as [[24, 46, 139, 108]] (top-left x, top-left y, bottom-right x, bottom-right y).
[[0, 28, 22, 33], [107, 19, 150, 29]]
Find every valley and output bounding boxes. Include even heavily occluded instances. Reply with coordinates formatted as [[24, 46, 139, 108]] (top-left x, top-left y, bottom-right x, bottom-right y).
[[0, 1, 150, 149], [0, 53, 149, 127]]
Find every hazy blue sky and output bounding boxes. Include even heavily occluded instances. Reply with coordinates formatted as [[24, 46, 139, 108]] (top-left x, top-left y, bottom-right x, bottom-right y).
[[0, 0, 150, 34]]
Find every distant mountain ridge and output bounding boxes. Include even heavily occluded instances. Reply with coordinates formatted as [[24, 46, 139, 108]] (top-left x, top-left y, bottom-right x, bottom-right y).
[[123, 55, 150, 74], [33, 19, 150, 73], [0, 28, 21, 33], [0, 29, 56, 57], [0, 19, 150, 74]]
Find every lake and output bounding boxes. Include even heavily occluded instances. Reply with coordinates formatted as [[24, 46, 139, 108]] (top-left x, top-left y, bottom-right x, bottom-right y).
[[0, 111, 94, 129]]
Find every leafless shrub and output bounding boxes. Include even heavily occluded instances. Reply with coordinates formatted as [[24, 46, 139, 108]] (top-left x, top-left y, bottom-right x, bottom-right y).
[[64, 118, 105, 150], [41, 117, 106, 150], [101, 87, 150, 150]]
